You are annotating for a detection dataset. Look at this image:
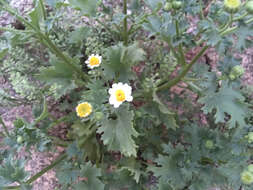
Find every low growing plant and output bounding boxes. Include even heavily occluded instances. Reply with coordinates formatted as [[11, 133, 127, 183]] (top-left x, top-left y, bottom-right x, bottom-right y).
[[0, 0, 253, 189]]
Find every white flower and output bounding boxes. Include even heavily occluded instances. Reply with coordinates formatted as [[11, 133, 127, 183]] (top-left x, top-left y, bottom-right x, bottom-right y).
[[109, 83, 133, 108], [85, 54, 102, 69]]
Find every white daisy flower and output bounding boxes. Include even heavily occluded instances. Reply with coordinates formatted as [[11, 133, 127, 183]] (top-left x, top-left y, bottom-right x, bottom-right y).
[[85, 54, 102, 69], [109, 83, 133, 108]]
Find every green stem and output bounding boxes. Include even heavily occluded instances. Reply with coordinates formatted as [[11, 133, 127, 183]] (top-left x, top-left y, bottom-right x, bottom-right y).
[[219, 13, 233, 34], [0, 116, 10, 137], [3, 153, 67, 190], [34, 97, 48, 125], [162, 36, 180, 62], [123, 0, 128, 46], [48, 115, 71, 129], [175, 20, 186, 66], [50, 136, 70, 147], [233, 12, 248, 22], [157, 45, 208, 92], [220, 17, 253, 36], [38, 0, 46, 20]]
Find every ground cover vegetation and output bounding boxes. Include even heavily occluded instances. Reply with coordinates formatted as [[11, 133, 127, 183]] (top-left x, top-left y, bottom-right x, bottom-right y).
[[0, 0, 253, 189]]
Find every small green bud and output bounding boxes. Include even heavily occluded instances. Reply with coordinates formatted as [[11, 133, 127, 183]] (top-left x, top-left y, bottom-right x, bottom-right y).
[[229, 65, 245, 80], [74, 162, 78, 166], [135, 111, 142, 118], [241, 170, 253, 185], [245, 1, 253, 14], [224, 0, 241, 13], [172, 1, 183, 9], [245, 132, 253, 143], [229, 73, 236, 80], [248, 164, 253, 173], [95, 112, 104, 120], [205, 140, 214, 149], [164, 2, 172, 11], [17, 136, 23, 144]]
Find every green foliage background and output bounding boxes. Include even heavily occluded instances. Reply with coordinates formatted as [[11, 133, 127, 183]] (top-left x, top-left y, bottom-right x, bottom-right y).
[[0, 0, 253, 189]]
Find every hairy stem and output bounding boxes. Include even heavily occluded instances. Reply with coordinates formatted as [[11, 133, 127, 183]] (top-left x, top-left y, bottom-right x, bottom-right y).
[[220, 17, 253, 36], [123, 0, 128, 45], [157, 45, 208, 92], [175, 20, 186, 66], [0, 116, 10, 137]]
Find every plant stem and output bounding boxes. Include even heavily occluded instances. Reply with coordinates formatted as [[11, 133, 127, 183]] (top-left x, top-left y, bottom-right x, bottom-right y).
[[123, 0, 128, 46], [2, 153, 67, 190], [48, 115, 71, 129], [0, 116, 10, 137], [233, 12, 248, 22], [38, 0, 46, 20], [33, 97, 48, 125], [219, 13, 233, 34], [157, 45, 208, 92], [220, 17, 253, 36], [175, 20, 186, 66]]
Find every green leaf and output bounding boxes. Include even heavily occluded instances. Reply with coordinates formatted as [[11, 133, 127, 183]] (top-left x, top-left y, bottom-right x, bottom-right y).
[[145, 0, 164, 11], [68, 26, 90, 44], [82, 80, 107, 108], [74, 162, 104, 190], [152, 91, 178, 130], [97, 106, 139, 157], [28, 0, 45, 30], [38, 56, 78, 98], [198, 83, 248, 128], [120, 157, 142, 183], [234, 21, 253, 51], [0, 158, 28, 186], [69, 0, 98, 16], [148, 144, 186, 189], [0, 48, 8, 60], [102, 43, 145, 82], [56, 162, 79, 186], [71, 121, 100, 161]]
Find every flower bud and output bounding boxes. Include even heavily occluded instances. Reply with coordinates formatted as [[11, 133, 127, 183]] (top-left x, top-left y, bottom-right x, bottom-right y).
[[248, 164, 253, 173], [224, 0, 241, 13], [229, 65, 245, 80], [17, 136, 23, 144], [241, 170, 253, 185], [164, 2, 172, 11], [205, 140, 214, 149], [246, 1, 253, 14], [172, 1, 183, 10], [95, 112, 104, 120], [245, 132, 253, 143]]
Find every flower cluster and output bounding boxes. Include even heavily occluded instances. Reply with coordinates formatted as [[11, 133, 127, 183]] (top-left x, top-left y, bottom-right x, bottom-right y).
[[76, 55, 133, 117]]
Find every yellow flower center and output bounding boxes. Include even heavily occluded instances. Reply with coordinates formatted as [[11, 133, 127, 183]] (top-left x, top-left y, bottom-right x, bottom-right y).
[[89, 56, 100, 66], [225, 0, 241, 9], [115, 89, 126, 102], [76, 102, 92, 117]]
